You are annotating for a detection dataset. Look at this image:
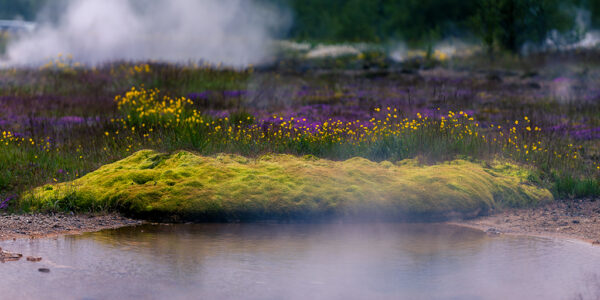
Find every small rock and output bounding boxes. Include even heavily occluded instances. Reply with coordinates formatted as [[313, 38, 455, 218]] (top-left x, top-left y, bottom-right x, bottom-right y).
[[0, 251, 23, 262], [572, 220, 580, 224], [38, 268, 50, 273], [486, 227, 502, 235], [26, 256, 42, 262]]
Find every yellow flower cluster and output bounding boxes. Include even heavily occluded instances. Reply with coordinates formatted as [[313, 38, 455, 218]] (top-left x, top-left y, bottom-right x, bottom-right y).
[[110, 87, 590, 171], [39, 54, 81, 73], [115, 87, 201, 128], [1, 131, 54, 153], [112, 87, 491, 148], [128, 64, 151, 75]]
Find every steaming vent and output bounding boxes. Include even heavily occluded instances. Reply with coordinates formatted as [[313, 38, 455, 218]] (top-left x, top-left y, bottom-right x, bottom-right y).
[[1, 0, 290, 67]]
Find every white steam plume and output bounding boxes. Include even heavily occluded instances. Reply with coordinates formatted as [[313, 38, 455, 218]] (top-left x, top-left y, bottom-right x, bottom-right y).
[[3, 0, 290, 67]]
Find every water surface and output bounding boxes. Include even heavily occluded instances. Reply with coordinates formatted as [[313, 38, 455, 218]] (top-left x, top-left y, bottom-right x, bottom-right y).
[[1, 223, 599, 300]]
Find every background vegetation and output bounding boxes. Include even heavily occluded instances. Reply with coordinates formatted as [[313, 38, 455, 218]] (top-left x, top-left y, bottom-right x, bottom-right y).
[[1, 58, 598, 212], [3, 0, 600, 51], [0, 1, 598, 214]]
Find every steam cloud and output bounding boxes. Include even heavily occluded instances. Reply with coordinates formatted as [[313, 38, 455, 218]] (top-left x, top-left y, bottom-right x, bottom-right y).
[[3, 0, 289, 67]]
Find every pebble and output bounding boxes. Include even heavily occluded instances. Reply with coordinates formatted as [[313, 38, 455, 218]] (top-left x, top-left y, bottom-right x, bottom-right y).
[[0, 250, 23, 262], [38, 268, 50, 273], [485, 227, 502, 235], [26, 256, 42, 262]]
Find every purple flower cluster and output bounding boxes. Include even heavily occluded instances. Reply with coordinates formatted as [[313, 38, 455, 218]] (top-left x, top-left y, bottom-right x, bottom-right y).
[[0, 195, 15, 210], [223, 90, 247, 98], [187, 92, 210, 101], [187, 90, 249, 102], [186, 78, 598, 144], [548, 124, 600, 141]]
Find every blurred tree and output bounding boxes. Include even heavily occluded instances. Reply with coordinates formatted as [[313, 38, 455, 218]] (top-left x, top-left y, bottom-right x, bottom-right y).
[[592, 1, 600, 27], [337, 0, 378, 42], [285, 0, 478, 45], [0, 0, 47, 20], [573, 0, 600, 28], [472, 0, 576, 53], [471, 0, 501, 54]]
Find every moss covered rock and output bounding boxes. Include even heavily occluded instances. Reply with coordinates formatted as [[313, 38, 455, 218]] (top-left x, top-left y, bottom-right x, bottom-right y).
[[27, 150, 553, 221]]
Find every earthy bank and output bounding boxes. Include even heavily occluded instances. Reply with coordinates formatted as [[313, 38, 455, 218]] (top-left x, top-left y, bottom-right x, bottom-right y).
[[453, 197, 600, 244], [0, 213, 141, 241]]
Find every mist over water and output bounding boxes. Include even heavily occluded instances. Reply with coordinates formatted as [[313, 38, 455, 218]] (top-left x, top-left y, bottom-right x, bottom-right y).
[[3, 0, 290, 67], [1, 223, 599, 299]]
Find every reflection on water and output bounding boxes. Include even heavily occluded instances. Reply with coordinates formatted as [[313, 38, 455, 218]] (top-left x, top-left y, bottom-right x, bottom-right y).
[[0, 223, 599, 300]]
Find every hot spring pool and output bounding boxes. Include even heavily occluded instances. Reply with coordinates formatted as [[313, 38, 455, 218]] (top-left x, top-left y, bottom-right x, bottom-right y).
[[0, 223, 598, 300]]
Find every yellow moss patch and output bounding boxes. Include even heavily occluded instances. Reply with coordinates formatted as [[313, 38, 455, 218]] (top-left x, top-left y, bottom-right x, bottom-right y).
[[27, 150, 553, 221]]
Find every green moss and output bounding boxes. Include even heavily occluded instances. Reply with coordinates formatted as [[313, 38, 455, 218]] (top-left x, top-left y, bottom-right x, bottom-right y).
[[26, 150, 553, 221]]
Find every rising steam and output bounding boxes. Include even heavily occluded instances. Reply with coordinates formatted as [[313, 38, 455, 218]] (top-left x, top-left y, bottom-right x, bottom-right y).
[[3, 0, 290, 67]]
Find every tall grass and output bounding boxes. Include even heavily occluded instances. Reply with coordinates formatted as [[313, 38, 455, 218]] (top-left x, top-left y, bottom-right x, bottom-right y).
[[0, 60, 598, 211]]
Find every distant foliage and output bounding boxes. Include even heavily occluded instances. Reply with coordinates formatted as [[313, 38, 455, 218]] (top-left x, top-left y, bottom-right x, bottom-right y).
[[472, 0, 576, 53], [0, 0, 47, 20], [1, 0, 600, 51], [273, 0, 593, 52], [275, 0, 478, 45]]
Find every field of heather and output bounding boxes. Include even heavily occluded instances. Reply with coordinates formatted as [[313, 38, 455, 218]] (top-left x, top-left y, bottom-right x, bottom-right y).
[[0, 53, 598, 217]]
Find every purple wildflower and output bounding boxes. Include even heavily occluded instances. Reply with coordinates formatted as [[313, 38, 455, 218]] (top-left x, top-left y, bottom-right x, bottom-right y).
[[0, 195, 15, 210]]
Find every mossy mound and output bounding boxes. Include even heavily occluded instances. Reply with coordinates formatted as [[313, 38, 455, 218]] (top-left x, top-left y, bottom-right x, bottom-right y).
[[27, 150, 553, 221]]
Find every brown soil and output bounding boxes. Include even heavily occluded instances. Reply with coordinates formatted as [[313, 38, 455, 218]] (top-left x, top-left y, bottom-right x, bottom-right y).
[[0, 213, 142, 241], [451, 198, 600, 245]]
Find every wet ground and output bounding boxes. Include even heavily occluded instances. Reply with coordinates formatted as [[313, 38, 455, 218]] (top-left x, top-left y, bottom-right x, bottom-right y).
[[0, 213, 141, 240], [455, 197, 600, 244]]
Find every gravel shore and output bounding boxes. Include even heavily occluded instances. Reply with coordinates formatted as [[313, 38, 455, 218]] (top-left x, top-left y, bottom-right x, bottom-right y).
[[0, 213, 142, 240], [1, 198, 599, 245], [452, 198, 600, 244]]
